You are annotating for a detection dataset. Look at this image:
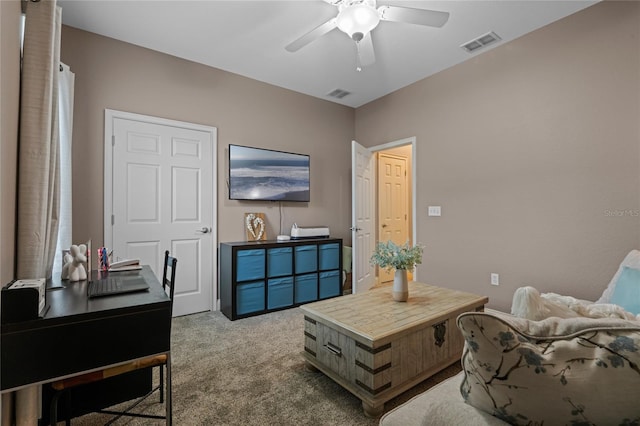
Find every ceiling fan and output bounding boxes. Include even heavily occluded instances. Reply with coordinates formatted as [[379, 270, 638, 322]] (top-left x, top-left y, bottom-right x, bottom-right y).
[[285, 0, 450, 71]]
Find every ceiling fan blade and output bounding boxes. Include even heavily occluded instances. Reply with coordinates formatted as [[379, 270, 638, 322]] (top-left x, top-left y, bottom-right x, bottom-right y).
[[285, 18, 338, 52], [378, 5, 450, 28], [356, 32, 376, 69]]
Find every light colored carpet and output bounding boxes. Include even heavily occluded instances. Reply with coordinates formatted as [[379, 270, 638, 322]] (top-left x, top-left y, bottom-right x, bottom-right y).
[[70, 307, 461, 425]]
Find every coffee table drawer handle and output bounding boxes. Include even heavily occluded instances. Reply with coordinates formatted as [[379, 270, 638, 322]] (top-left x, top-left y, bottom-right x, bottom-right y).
[[433, 321, 446, 347], [324, 342, 342, 357]]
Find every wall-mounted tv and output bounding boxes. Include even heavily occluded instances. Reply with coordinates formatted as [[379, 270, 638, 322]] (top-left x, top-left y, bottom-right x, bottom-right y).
[[229, 144, 310, 202]]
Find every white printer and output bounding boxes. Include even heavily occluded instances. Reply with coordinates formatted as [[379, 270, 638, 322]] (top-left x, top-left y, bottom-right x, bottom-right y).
[[290, 223, 330, 239]]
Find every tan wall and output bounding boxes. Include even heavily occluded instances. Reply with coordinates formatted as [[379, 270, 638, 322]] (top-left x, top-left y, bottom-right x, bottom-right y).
[[54, 2, 640, 311], [60, 26, 354, 252], [355, 1, 640, 311], [0, 0, 21, 284]]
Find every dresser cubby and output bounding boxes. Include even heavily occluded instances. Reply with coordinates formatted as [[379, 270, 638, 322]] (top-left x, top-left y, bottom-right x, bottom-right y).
[[220, 238, 343, 320]]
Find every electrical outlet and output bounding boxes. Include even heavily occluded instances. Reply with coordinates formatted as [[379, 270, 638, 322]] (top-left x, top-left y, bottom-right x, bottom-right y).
[[491, 273, 499, 286]]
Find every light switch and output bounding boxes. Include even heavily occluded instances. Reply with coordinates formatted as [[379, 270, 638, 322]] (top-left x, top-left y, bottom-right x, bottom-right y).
[[491, 273, 499, 286], [428, 206, 441, 217]]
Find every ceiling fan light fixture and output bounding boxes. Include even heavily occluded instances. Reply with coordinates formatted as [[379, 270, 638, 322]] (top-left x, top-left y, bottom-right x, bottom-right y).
[[336, 3, 380, 40], [289, 0, 449, 70]]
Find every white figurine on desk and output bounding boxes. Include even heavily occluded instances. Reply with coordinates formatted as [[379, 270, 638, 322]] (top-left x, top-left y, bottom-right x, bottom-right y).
[[62, 244, 88, 281]]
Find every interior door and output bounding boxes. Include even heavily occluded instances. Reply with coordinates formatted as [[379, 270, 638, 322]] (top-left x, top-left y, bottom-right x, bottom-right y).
[[106, 111, 216, 316], [351, 140, 375, 293], [377, 153, 409, 283]]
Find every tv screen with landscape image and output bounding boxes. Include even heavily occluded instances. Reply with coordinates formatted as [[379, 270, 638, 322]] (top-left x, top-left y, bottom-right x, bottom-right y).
[[229, 144, 310, 202]]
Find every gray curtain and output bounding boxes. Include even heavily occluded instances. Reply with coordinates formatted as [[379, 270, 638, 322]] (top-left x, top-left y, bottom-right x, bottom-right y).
[[15, 1, 61, 424], [16, 0, 61, 281]]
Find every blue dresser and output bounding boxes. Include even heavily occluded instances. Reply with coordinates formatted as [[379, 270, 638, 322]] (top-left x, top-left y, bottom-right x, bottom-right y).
[[220, 238, 343, 320]]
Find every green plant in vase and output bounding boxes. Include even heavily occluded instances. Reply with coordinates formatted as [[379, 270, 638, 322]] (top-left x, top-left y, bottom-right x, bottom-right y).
[[370, 240, 424, 302]]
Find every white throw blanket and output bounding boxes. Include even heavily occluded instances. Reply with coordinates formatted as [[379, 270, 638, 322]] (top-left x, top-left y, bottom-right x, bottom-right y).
[[511, 286, 640, 321]]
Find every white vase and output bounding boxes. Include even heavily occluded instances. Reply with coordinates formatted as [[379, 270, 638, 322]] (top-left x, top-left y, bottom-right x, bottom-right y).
[[393, 269, 409, 302]]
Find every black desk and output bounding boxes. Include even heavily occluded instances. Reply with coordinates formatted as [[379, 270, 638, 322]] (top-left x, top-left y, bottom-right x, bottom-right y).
[[1, 266, 171, 392]]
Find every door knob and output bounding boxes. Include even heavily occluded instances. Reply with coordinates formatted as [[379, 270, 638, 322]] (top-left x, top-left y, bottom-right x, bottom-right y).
[[381, 224, 388, 228], [197, 227, 211, 234], [350, 226, 362, 232]]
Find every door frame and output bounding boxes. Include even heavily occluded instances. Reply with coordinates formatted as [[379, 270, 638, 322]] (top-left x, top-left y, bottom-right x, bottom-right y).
[[354, 136, 418, 283], [103, 109, 218, 311]]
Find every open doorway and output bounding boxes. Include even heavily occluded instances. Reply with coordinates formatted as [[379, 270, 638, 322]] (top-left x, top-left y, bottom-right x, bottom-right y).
[[376, 144, 413, 286], [350, 137, 416, 294]]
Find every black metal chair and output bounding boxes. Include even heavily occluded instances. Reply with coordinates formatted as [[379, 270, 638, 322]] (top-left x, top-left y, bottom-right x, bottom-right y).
[[49, 250, 177, 425]]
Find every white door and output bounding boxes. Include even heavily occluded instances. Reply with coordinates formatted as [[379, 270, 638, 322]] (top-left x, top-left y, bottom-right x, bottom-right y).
[[351, 140, 375, 293], [105, 110, 217, 317], [377, 153, 409, 283]]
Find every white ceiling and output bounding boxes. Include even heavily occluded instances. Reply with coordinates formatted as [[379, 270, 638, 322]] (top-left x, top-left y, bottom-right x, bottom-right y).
[[57, 0, 598, 108]]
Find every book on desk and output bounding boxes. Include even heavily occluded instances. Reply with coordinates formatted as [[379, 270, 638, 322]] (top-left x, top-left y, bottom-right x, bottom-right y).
[[108, 258, 142, 272]]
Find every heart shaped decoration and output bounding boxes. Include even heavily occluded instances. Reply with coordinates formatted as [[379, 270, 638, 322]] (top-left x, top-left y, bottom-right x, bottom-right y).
[[245, 213, 265, 241]]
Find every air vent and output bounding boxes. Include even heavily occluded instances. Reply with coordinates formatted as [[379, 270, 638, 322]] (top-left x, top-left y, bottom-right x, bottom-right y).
[[327, 88, 351, 99], [461, 31, 501, 53]]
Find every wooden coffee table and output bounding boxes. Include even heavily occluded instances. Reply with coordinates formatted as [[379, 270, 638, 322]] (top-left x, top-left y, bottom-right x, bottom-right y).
[[300, 282, 488, 417]]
